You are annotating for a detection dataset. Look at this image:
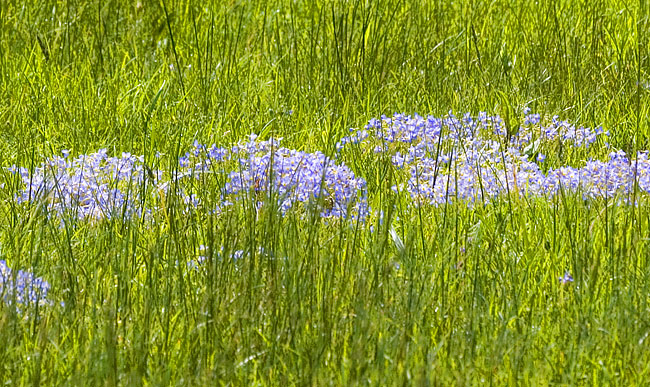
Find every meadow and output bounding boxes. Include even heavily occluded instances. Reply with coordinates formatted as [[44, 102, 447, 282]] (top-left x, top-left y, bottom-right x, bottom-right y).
[[1, 0, 649, 384]]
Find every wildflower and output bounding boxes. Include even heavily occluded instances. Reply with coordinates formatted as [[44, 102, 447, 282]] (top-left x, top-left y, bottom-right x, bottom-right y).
[[559, 271, 574, 285], [392, 152, 407, 168], [14, 149, 159, 221], [0, 260, 54, 307], [336, 112, 642, 207], [216, 137, 369, 219]]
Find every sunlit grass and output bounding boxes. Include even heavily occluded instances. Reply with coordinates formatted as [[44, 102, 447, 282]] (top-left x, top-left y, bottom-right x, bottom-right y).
[[0, 0, 649, 384]]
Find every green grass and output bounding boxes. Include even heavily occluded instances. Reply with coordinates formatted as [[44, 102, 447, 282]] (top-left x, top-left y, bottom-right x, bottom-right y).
[[1, 0, 650, 384]]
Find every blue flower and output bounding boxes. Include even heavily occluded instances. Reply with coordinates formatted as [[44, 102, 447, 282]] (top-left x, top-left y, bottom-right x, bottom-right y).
[[14, 149, 160, 221], [0, 260, 55, 307], [559, 271, 574, 285], [335, 112, 637, 207]]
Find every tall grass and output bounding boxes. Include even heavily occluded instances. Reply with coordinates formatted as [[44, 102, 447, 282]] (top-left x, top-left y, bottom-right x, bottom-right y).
[[0, 0, 649, 384]]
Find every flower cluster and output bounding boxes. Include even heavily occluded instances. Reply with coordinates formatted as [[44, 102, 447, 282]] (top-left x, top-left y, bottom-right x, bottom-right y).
[[338, 111, 608, 165], [10, 111, 636, 220], [559, 271, 574, 285], [0, 260, 53, 307], [404, 148, 650, 205], [10, 150, 160, 220], [336, 112, 646, 206], [10, 135, 369, 222], [179, 135, 369, 219]]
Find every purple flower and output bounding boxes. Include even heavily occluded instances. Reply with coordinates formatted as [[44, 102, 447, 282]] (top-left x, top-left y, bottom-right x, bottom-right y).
[[0, 260, 55, 307], [335, 112, 644, 207], [559, 271, 574, 285], [14, 150, 160, 221], [176, 136, 369, 220]]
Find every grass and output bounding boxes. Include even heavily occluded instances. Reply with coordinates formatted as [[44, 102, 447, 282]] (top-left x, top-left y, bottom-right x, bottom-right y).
[[0, 0, 649, 384]]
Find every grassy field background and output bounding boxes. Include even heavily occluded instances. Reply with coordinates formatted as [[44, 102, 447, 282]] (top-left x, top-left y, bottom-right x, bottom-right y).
[[1, 0, 650, 384]]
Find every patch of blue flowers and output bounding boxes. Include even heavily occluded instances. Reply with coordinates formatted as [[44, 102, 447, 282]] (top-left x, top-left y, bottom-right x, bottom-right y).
[[338, 111, 650, 205], [0, 260, 54, 308], [10, 135, 369, 222], [10, 149, 159, 220], [4, 111, 637, 297], [175, 134, 369, 219]]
